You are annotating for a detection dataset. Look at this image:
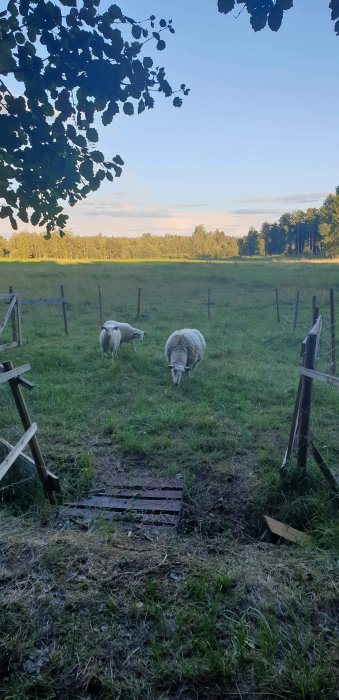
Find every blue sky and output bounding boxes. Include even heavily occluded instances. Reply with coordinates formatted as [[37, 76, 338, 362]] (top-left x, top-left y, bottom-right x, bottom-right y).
[[2, 0, 339, 239]]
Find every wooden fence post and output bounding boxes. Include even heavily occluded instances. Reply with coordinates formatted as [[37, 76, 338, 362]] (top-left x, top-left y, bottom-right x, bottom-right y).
[[275, 288, 280, 323], [330, 288, 336, 375], [312, 295, 317, 321], [136, 287, 141, 320], [208, 288, 211, 320], [296, 331, 317, 472], [60, 285, 68, 335], [9, 286, 18, 344], [2, 360, 57, 502], [292, 289, 300, 334], [99, 285, 103, 326]]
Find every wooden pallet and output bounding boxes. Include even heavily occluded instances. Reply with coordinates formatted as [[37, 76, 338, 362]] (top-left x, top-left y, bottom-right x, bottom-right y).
[[61, 477, 184, 532]]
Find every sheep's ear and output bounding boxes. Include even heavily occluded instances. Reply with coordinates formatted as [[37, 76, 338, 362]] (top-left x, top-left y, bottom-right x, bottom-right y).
[[101, 326, 107, 330], [168, 364, 174, 369], [185, 366, 192, 371]]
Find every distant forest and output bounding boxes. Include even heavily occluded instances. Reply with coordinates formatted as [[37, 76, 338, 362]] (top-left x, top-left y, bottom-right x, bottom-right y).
[[0, 189, 338, 260]]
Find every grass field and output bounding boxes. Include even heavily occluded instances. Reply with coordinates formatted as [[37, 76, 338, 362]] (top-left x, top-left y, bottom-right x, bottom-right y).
[[0, 260, 338, 699]]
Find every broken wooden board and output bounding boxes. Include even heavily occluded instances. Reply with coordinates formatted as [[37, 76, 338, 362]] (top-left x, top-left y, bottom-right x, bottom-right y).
[[264, 515, 312, 545], [62, 477, 184, 533], [0, 438, 59, 492]]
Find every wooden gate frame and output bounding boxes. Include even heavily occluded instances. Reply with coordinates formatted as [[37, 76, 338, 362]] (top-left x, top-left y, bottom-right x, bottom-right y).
[[0, 291, 22, 351], [0, 360, 59, 503]]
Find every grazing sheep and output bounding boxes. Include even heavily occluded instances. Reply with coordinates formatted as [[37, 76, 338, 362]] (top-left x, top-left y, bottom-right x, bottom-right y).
[[165, 329, 206, 385], [99, 326, 121, 365], [103, 321, 145, 350]]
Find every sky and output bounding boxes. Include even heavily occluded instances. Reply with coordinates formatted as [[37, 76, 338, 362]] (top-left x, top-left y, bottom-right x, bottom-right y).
[[1, 0, 339, 239]]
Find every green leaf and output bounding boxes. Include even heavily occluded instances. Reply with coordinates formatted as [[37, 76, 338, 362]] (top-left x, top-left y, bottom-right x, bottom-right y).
[[277, 0, 293, 8], [91, 150, 105, 163], [173, 96, 183, 107], [123, 102, 134, 115], [217, 0, 235, 14], [87, 127, 99, 142], [268, 5, 283, 31], [31, 211, 41, 226]]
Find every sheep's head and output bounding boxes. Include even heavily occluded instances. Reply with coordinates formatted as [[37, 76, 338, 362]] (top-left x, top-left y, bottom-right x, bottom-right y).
[[168, 364, 191, 385], [133, 330, 145, 342]]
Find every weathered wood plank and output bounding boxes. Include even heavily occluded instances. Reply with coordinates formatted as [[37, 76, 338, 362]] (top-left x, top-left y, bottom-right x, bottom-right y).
[[0, 438, 60, 491], [0, 364, 34, 390], [66, 495, 181, 513], [92, 488, 183, 500], [93, 477, 184, 490], [299, 366, 339, 389], [0, 364, 31, 385], [0, 294, 13, 300], [0, 341, 19, 351], [264, 515, 312, 545], [0, 423, 37, 481], [60, 506, 177, 526], [0, 294, 17, 337]]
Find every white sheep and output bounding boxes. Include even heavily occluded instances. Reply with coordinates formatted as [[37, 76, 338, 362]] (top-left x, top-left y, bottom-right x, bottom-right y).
[[99, 326, 121, 365], [103, 320, 145, 350], [165, 329, 206, 385]]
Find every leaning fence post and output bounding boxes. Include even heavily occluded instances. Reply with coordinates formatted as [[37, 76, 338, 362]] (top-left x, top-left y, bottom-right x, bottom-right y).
[[60, 285, 68, 335], [2, 360, 57, 503], [208, 288, 211, 320], [99, 285, 103, 326], [330, 288, 336, 375], [9, 286, 18, 344], [136, 287, 141, 320], [292, 289, 300, 334], [297, 331, 317, 472], [275, 288, 280, 323]]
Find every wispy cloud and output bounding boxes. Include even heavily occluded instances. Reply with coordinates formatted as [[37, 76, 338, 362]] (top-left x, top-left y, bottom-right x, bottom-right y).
[[232, 208, 283, 216], [234, 192, 328, 205]]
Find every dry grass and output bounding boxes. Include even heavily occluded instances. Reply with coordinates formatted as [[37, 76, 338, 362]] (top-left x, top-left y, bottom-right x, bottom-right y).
[[0, 514, 338, 699]]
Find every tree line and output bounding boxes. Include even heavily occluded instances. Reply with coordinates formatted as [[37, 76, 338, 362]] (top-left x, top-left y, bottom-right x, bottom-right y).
[[238, 188, 339, 258], [0, 225, 238, 260], [0, 188, 338, 260]]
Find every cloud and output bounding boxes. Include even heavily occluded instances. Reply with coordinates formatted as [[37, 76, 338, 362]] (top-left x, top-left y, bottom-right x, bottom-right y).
[[232, 208, 283, 216], [234, 192, 328, 205]]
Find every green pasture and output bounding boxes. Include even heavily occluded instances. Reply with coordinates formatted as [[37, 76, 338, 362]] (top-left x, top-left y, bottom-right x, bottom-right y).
[[0, 260, 338, 699], [0, 259, 338, 536]]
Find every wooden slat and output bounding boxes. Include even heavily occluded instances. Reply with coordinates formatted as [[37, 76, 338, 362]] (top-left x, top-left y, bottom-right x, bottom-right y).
[[0, 438, 60, 491], [0, 294, 17, 337], [0, 364, 34, 390], [0, 423, 37, 481], [299, 366, 339, 389], [92, 488, 183, 500], [17, 295, 22, 346], [0, 363, 31, 385], [309, 315, 322, 338], [66, 495, 181, 513], [264, 515, 312, 545], [21, 297, 65, 305], [0, 341, 19, 351], [0, 294, 13, 300], [94, 477, 184, 490], [60, 506, 177, 526]]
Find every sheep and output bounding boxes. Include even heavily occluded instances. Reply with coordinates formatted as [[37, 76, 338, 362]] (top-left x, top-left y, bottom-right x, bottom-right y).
[[99, 326, 121, 365], [103, 320, 145, 350], [165, 329, 206, 385]]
